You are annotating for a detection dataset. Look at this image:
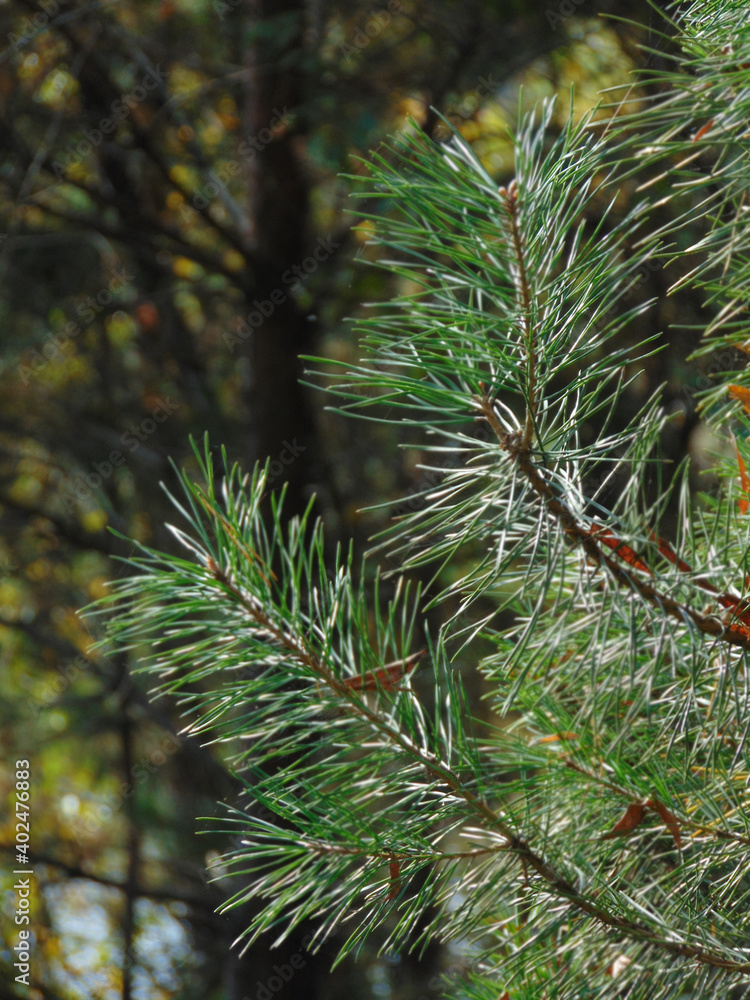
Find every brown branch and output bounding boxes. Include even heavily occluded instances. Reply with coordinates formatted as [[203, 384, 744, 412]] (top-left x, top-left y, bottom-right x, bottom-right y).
[[0, 618, 237, 797], [475, 389, 750, 653], [34, 201, 245, 289], [500, 179, 537, 449], [0, 491, 124, 559], [42, 8, 257, 271], [0, 978, 67, 1000], [127, 123, 253, 266], [110, 30, 254, 243], [0, 844, 216, 911], [0, 17, 96, 291]]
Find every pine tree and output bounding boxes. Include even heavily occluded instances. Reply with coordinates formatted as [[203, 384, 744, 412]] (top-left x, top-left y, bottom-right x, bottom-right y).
[[88, 4, 750, 996]]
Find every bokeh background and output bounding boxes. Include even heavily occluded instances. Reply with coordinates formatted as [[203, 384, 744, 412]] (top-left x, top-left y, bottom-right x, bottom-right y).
[[0, 1, 719, 997]]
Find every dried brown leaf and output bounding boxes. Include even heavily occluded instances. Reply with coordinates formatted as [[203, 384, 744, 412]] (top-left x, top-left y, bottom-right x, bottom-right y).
[[602, 802, 648, 839], [343, 649, 425, 692], [648, 799, 682, 850]]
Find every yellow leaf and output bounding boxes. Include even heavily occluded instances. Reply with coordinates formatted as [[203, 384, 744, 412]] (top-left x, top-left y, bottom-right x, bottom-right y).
[[172, 256, 203, 280], [82, 509, 108, 533], [223, 249, 246, 272]]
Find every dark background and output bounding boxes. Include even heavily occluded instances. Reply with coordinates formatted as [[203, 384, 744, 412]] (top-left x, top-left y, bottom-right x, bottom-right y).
[[0, 1, 713, 997]]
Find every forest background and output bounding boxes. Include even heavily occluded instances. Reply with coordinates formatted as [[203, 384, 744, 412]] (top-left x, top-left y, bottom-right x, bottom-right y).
[[0, 1, 716, 998]]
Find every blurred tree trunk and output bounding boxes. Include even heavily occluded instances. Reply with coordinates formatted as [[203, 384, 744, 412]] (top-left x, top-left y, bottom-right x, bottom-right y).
[[242, 0, 319, 517]]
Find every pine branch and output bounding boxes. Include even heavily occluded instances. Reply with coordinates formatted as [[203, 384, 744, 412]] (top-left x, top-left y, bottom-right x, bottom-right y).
[[474, 385, 750, 652], [87, 14, 750, 991], [89, 438, 750, 978]]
